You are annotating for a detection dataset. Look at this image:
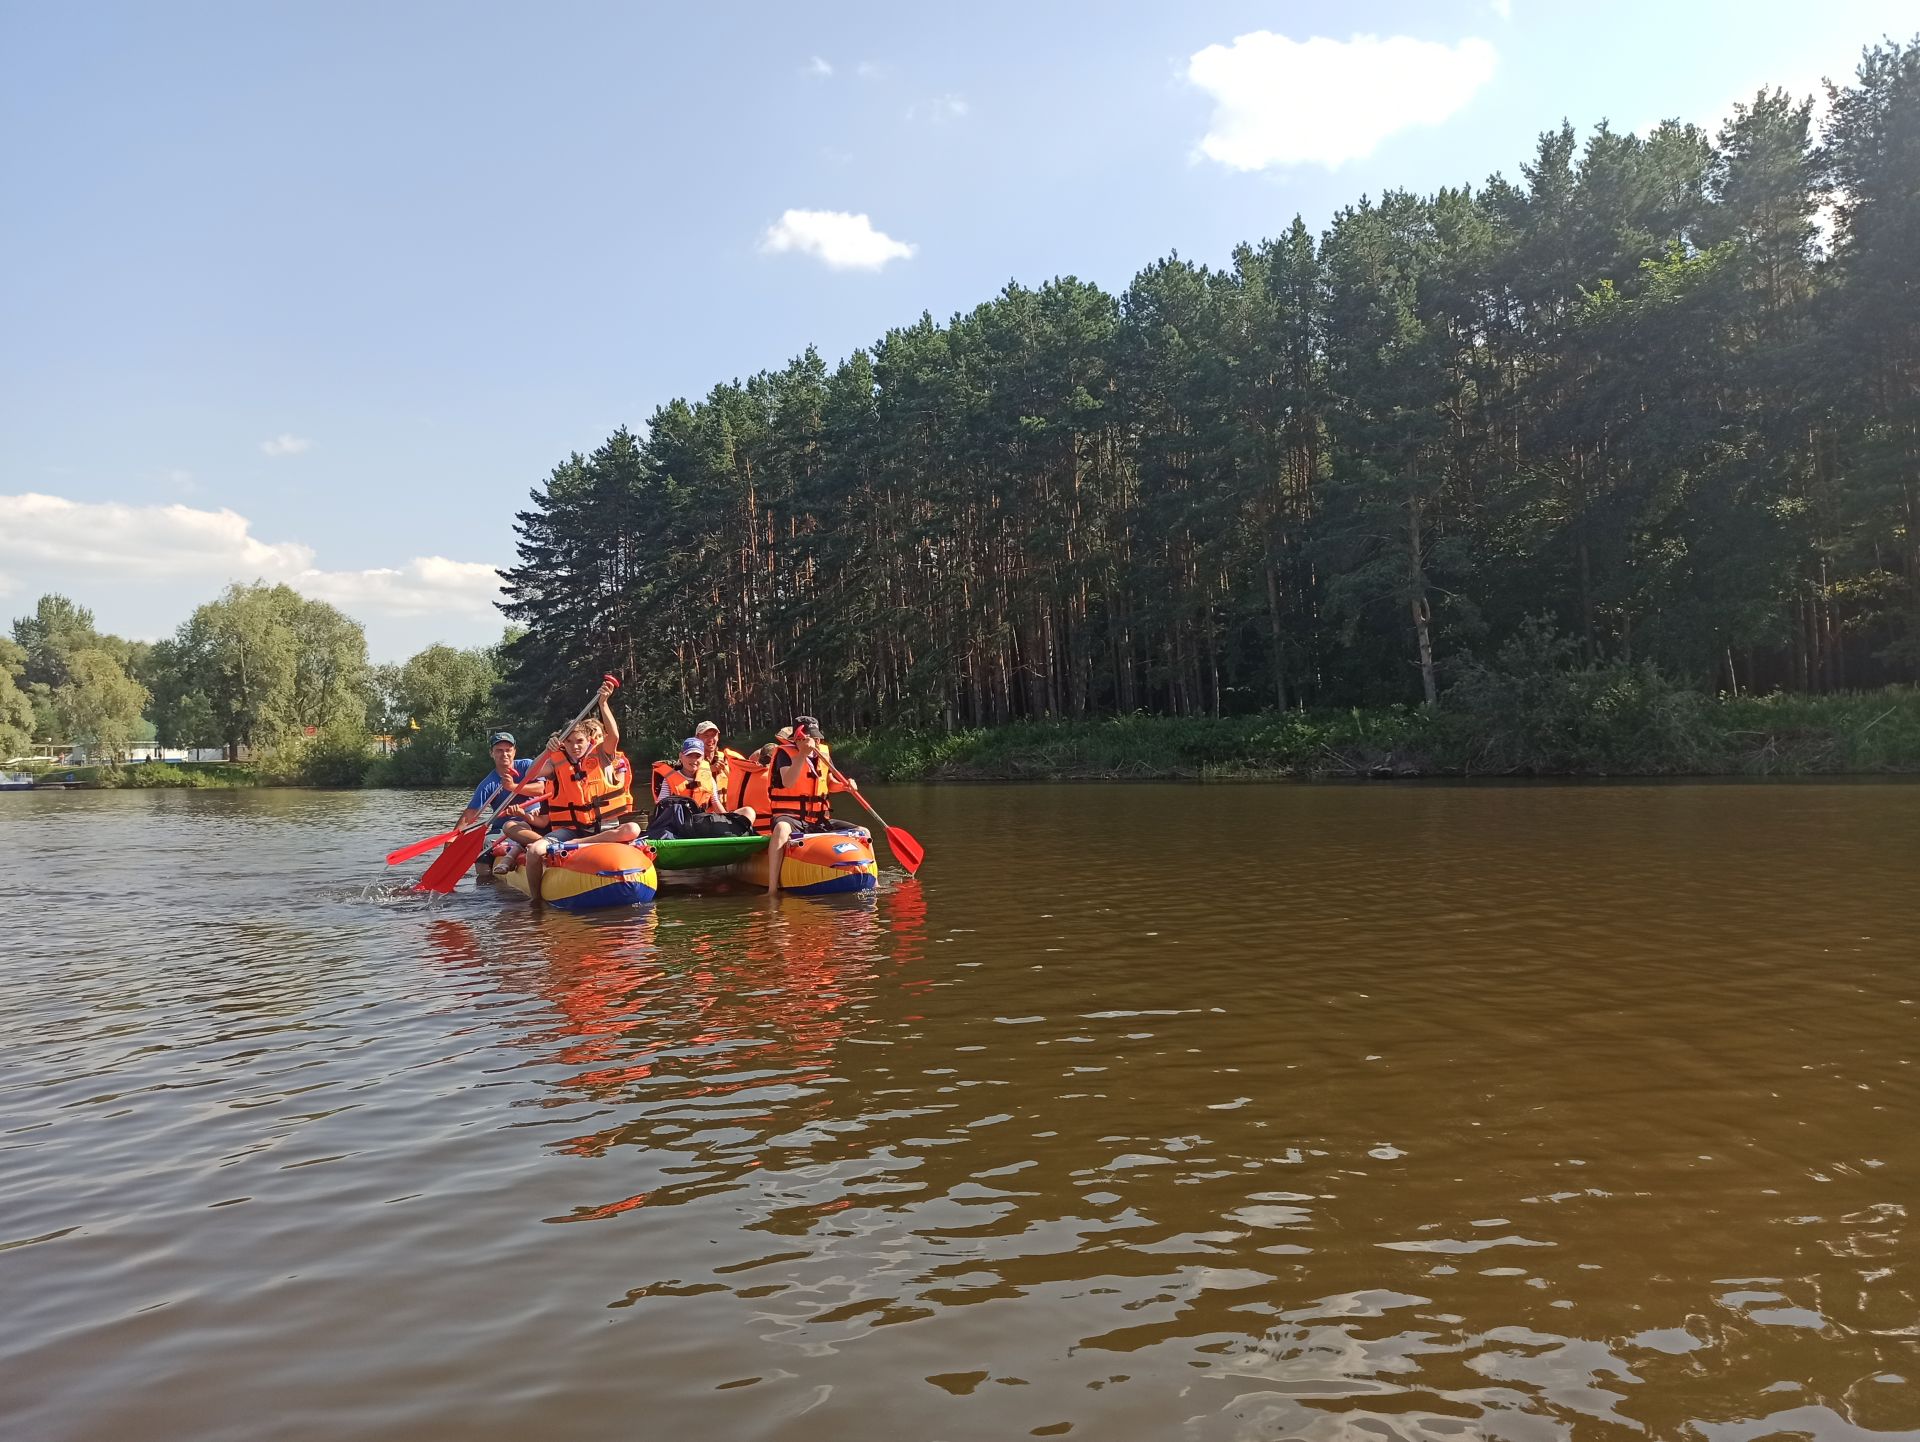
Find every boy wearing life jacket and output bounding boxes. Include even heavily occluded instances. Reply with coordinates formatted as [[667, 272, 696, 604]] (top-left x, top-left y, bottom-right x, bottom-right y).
[[506, 680, 639, 903], [649, 738, 757, 838], [764, 715, 858, 896]]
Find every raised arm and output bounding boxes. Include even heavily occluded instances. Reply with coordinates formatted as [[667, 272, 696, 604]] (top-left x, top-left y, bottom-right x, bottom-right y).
[[595, 681, 620, 759]]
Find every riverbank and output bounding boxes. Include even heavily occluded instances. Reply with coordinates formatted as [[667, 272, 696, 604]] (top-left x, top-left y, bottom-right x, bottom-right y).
[[832, 687, 1920, 782], [32, 687, 1920, 788], [14, 760, 260, 789]]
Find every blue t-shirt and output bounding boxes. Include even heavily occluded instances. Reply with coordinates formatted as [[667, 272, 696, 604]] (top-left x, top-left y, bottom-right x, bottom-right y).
[[470, 759, 535, 830]]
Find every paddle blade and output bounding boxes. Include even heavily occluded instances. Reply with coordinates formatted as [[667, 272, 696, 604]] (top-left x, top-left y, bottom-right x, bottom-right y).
[[415, 827, 490, 893], [882, 823, 925, 876], [386, 826, 458, 865]]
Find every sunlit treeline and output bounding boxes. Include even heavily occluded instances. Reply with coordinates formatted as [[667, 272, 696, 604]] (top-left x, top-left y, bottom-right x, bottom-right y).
[[501, 39, 1920, 734]]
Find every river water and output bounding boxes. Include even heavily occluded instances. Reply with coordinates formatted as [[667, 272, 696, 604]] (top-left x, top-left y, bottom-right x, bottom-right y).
[[2, 783, 1916, 1442]]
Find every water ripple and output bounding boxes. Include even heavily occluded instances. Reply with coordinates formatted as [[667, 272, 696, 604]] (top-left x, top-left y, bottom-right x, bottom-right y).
[[1, 783, 1917, 1440]]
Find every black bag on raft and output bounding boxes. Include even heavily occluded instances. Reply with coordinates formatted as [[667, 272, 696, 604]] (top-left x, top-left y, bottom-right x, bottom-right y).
[[682, 812, 753, 839], [645, 800, 752, 841]]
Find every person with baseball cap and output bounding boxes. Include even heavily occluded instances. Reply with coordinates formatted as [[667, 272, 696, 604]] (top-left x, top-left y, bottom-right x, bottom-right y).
[[455, 730, 545, 875], [692, 719, 750, 810], [647, 735, 756, 839], [763, 715, 859, 896]]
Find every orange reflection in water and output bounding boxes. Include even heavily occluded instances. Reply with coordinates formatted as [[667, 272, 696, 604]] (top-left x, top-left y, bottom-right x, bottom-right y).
[[424, 894, 919, 1168]]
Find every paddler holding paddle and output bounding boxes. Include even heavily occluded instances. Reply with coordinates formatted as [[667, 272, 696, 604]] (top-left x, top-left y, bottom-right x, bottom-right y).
[[764, 715, 858, 896], [454, 730, 546, 875], [504, 677, 640, 903]]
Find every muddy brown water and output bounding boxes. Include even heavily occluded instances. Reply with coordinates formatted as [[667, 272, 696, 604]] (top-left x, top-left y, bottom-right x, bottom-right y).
[[1, 783, 1916, 1442]]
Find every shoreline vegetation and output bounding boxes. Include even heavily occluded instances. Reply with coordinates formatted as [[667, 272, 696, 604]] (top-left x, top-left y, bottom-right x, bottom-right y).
[[27, 687, 1920, 788], [497, 41, 1920, 758], [9, 42, 1919, 794]]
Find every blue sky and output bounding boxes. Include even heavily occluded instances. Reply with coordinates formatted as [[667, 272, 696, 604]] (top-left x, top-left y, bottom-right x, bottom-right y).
[[2, 0, 1912, 659]]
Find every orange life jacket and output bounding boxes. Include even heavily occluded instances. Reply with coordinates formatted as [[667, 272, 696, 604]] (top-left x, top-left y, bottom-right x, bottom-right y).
[[650, 757, 720, 813], [705, 746, 747, 808], [736, 752, 773, 831], [543, 750, 631, 832], [767, 743, 834, 827]]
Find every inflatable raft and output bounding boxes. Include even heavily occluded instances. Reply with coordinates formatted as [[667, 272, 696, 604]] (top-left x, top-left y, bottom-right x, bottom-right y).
[[497, 840, 658, 911], [652, 828, 878, 896]]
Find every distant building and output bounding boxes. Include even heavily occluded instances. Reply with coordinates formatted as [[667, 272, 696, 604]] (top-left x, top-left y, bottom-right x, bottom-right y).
[[22, 741, 227, 765]]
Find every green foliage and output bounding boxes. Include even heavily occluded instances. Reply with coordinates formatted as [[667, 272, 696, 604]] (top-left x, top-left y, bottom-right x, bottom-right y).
[[54, 761, 255, 789], [158, 583, 370, 755], [835, 709, 1441, 781], [367, 721, 489, 788], [298, 722, 378, 787], [833, 686, 1920, 781], [1441, 622, 1722, 773], [105, 762, 253, 789], [0, 637, 33, 760], [10, 594, 100, 692], [55, 648, 150, 761], [396, 644, 498, 734], [499, 38, 1920, 734], [1715, 688, 1920, 773]]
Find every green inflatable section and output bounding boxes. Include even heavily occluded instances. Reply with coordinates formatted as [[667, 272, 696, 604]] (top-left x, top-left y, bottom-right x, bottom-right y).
[[649, 834, 769, 870]]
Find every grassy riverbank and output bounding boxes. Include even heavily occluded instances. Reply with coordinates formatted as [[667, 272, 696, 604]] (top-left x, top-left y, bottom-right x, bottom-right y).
[[36, 687, 1920, 788], [832, 687, 1920, 782], [22, 761, 260, 788]]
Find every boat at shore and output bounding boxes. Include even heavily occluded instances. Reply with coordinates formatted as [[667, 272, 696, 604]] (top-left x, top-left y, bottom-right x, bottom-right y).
[[495, 840, 659, 911], [1, 772, 35, 792]]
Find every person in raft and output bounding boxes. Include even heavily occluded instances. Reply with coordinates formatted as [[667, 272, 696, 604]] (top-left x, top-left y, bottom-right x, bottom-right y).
[[749, 726, 792, 768], [456, 730, 547, 875], [647, 737, 755, 838], [502, 679, 639, 900], [693, 719, 749, 809], [764, 715, 859, 896]]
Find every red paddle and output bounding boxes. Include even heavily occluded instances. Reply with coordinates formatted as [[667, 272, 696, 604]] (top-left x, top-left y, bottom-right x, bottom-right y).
[[414, 817, 499, 893], [387, 825, 467, 866], [408, 676, 619, 895], [828, 762, 925, 876]]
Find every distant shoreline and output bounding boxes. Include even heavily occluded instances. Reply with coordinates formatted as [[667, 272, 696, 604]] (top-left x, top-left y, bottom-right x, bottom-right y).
[[36, 689, 1920, 789]]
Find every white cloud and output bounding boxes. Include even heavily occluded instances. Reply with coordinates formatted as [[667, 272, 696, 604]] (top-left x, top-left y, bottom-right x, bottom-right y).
[[907, 93, 970, 123], [760, 209, 916, 271], [1187, 31, 1499, 171], [260, 433, 312, 457], [0, 492, 502, 621], [1490, 0, 1512, 18], [0, 493, 315, 577], [855, 61, 883, 79], [294, 556, 503, 619], [807, 55, 833, 78]]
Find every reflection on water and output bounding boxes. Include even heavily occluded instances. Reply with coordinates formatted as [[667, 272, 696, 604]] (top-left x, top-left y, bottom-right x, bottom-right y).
[[1, 783, 1917, 1442]]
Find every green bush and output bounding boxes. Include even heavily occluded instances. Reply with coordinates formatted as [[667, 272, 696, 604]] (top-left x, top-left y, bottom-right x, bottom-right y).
[[1714, 688, 1920, 774], [1440, 621, 1722, 774], [71, 761, 254, 789], [298, 723, 377, 787], [366, 722, 490, 788]]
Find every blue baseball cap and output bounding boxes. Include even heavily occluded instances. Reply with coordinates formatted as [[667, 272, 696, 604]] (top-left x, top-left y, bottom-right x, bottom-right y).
[[488, 731, 516, 747], [680, 737, 704, 755]]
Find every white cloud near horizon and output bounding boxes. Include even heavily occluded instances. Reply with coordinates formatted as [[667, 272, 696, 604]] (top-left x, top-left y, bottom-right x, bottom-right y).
[[760, 209, 916, 270], [0, 492, 503, 625], [260, 433, 312, 456], [907, 93, 969, 122], [1188, 31, 1499, 171]]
